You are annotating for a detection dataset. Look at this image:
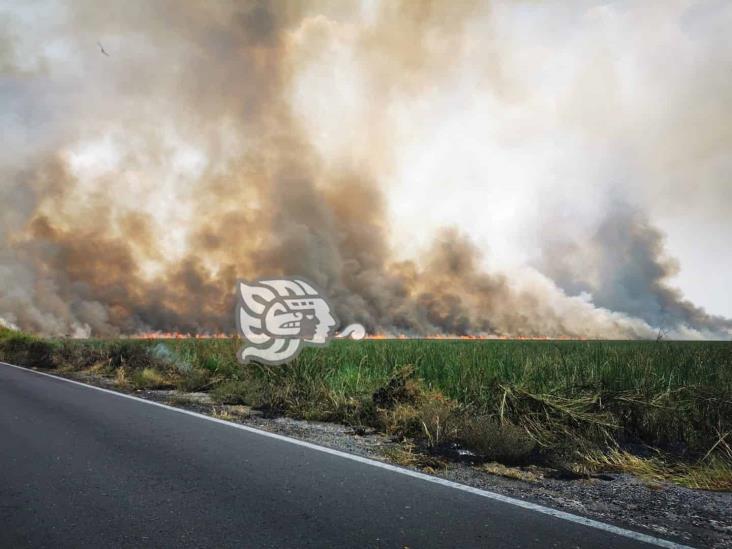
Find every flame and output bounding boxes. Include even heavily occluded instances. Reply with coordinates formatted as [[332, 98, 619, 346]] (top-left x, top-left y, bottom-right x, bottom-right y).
[[133, 331, 587, 341], [365, 334, 588, 340], [134, 331, 231, 339]]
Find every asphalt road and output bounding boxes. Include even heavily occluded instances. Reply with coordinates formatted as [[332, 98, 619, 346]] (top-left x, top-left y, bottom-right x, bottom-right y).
[[0, 363, 681, 548]]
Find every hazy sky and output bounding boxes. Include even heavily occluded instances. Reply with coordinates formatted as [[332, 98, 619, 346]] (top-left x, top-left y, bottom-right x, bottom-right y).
[[1, 0, 730, 336]]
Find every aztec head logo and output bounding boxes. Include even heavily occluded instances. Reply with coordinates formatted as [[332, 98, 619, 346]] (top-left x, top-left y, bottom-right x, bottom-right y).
[[236, 277, 365, 365]]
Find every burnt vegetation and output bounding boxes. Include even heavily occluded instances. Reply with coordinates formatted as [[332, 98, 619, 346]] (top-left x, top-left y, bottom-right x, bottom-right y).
[[2, 327, 730, 490]]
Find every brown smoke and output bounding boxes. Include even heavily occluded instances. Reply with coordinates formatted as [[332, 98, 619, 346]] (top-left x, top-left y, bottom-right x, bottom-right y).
[[0, 1, 728, 339]]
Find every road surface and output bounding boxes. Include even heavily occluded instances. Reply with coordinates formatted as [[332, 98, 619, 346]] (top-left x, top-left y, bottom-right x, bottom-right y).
[[0, 362, 683, 548]]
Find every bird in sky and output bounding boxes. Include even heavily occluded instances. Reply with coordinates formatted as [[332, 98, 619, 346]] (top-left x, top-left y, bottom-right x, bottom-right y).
[[97, 41, 109, 56]]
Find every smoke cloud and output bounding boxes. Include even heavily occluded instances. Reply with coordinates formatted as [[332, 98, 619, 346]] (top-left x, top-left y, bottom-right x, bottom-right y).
[[0, 1, 729, 339], [539, 204, 732, 339]]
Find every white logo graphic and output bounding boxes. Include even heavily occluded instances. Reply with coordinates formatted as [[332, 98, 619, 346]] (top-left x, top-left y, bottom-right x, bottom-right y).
[[236, 278, 365, 364]]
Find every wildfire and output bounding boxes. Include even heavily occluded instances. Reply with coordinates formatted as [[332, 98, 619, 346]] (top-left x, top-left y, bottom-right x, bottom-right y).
[[365, 334, 585, 340], [134, 331, 585, 341], [134, 332, 231, 339]]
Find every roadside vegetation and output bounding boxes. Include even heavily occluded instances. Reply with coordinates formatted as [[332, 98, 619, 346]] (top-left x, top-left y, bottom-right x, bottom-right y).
[[1, 326, 730, 490]]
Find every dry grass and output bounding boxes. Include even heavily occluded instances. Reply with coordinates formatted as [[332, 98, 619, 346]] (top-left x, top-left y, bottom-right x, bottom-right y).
[[381, 442, 447, 473], [115, 366, 129, 388], [130, 367, 171, 390], [677, 459, 732, 491], [210, 405, 256, 421], [210, 407, 238, 422], [584, 442, 732, 491], [1, 330, 730, 490], [481, 462, 543, 482]]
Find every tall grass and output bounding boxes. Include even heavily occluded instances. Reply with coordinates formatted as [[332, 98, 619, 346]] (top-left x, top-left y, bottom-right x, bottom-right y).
[[2, 327, 730, 486], [158, 339, 732, 453]]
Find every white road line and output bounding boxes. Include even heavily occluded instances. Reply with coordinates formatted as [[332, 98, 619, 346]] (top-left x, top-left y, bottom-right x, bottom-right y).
[[1, 361, 691, 548]]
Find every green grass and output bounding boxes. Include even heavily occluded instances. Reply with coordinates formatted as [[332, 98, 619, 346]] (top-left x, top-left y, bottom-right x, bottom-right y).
[[2, 327, 730, 488], [164, 338, 732, 457]]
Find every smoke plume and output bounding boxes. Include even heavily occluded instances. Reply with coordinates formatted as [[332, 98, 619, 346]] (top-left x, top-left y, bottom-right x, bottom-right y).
[[0, 1, 729, 339]]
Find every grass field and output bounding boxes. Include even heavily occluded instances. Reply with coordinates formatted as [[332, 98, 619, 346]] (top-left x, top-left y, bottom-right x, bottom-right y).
[[2, 327, 730, 489]]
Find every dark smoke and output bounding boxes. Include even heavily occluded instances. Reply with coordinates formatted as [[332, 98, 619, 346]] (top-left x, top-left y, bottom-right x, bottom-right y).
[[539, 206, 732, 338]]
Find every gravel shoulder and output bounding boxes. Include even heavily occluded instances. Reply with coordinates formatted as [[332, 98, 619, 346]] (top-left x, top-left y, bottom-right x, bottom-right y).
[[53, 369, 732, 548]]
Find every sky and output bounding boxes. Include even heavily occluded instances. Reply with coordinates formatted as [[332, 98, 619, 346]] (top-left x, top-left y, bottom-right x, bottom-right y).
[[0, 0, 730, 338]]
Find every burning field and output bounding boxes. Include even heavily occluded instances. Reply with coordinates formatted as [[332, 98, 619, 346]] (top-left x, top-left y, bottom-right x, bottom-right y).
[[3, 3, 732, 544]]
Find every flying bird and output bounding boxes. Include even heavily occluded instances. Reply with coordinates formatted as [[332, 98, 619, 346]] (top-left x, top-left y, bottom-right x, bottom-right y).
[[97, 41, 109, 56]]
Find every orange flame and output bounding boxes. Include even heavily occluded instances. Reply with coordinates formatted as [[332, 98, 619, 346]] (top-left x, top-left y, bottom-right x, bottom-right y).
[[133, 331, 586, 341], [134, 331, 231, 339], [365, 334, 587, 340]]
